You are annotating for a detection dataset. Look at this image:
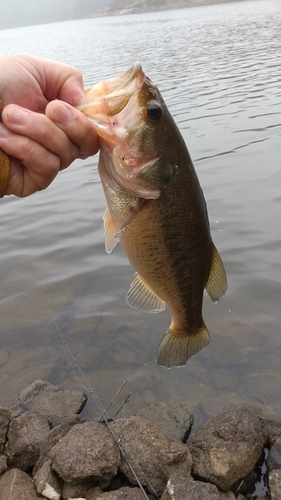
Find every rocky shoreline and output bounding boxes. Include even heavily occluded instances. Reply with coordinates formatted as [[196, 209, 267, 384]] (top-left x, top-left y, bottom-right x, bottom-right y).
[[0, 379, 281, 499]]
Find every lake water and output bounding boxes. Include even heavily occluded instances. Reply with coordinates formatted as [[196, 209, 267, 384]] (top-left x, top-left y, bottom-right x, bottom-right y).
[[0, 0, 281, 433]]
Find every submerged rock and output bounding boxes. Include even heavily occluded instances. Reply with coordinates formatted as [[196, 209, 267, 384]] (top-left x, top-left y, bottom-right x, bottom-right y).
[[110, 415, 192, 496], [190, 406, 266, 491], [136, 400, 194, 442], [10, 379, 87, 427]]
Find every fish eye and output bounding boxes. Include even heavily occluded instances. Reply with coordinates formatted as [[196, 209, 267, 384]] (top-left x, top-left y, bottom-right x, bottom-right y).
[[145, 101, 162, 121]]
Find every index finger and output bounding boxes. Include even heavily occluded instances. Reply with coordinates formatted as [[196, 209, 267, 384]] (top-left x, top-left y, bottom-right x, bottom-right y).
[[46, 101, 99, 159]]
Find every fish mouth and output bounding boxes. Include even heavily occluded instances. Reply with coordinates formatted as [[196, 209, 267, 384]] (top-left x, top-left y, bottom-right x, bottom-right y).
[[77, 62, 144, 117]]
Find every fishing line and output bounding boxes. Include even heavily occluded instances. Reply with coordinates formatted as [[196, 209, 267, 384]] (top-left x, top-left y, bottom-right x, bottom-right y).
[[49, 311, 154, 500]]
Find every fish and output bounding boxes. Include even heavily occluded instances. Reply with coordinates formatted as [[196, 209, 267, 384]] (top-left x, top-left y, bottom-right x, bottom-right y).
[[78, 63, 227, 367]]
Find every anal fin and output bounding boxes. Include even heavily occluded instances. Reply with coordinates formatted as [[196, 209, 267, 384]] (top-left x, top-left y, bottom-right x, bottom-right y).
[[126, 273, 166, 313]]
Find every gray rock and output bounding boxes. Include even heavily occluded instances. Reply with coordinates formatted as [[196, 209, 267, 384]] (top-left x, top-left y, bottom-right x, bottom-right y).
[[62, 481, 90, 499], [0, 407, 10, 453], [110, 416, 193, 496], [85, 486, 104, 500], [241, 400, 281, 463], [96, 487, 146, 499], [49, 421, 120, 483], [0, 454, 7, 475], [0, 468, 40, 499], [33, 458, 61, 500], [161, 475, 236, 499], [268, 469, 281, 500], [33, 414, 84, 474], [258, 418, 281, 446], [267, 437, 281, 473], [5, 410, 50, 471], [190, 406, 265, 491], [136, 400, 194, 442], [11, 379, 87, 427]]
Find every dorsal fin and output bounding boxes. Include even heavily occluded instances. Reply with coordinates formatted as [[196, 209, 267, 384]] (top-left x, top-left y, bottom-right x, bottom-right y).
[[126, 273, 166, 313], [205, 244, 227, 302]]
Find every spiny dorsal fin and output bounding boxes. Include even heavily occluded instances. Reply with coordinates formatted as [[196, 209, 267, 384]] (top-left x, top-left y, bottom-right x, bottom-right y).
[[103, 207, 119, 254], [205, 244, 227, 303], [126, 273, 166, 313]]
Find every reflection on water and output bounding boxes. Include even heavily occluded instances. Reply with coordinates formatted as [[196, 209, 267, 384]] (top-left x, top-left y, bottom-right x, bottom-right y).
[[0, 0, 281, 427]]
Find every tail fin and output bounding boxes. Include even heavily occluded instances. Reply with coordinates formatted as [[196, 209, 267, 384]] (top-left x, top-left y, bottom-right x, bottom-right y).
[[157, 323, 210, 368]]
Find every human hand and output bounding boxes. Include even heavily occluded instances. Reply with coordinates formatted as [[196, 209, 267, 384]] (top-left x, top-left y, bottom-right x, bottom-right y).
[[0, 54, 99, 197]]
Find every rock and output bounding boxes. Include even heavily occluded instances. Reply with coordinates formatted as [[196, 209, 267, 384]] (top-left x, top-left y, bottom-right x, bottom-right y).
[[85, 486, 104, 500], [0, 454, 7, 474], [0, 468, 40, 499], [190, 406, 265, 492], [10, 379, 87, 427], [0, 407, 11, 453], [136, 400, 194, 442], [266, 437, 281, 472], [110, 416, 193, 496], [243, 401, 281, 445], [33, 459, 61, 499], [33, 414, 84, 474], [62, 482, 90, 500], [161, 475, 236, 499], [268, 469, 281, 500], [96, 487, 147, 499], [49, 421, 120, 483], [5, 410, 50, 471]]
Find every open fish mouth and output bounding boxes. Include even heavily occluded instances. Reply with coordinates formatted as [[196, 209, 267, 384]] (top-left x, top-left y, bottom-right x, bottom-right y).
[[76, 62, 144, 117]]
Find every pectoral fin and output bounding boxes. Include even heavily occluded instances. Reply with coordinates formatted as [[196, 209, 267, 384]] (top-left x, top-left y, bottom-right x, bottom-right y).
[[103, 207, 119, 254], [126, 273, 166, 313], [205, 244, 227, 302]]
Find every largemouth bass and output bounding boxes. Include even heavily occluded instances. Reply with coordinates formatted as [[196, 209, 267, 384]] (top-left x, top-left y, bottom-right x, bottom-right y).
[[79, 63, 227, 367]]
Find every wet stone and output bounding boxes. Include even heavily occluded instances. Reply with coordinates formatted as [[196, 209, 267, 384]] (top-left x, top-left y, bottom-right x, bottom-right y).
[[268, 469, 281, 500], [49, 421, 120, 483], [110, 416, 193, 496], [190, 406, 266, 492], [0, 407, 11, 453], [161, 475, 236, 500], [0, 468, 40, 500], [10, 379, 87, 427], [136, 400, 194, 442], [5, 410, 50, 471]]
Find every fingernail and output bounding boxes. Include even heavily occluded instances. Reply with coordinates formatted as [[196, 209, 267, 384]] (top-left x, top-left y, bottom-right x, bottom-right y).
[[51, 104, 72, 126], [7, 106, 30, 125]]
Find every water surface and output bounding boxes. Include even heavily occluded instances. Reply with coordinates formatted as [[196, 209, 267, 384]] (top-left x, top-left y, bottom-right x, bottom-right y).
[[0, 0, 281, 429]]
